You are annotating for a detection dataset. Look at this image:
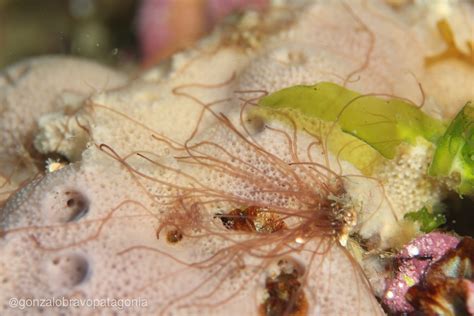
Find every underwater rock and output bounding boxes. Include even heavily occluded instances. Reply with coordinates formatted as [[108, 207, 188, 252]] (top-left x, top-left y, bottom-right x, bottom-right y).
[[408, 236, 473, 315], [382, 232, 460, 313]]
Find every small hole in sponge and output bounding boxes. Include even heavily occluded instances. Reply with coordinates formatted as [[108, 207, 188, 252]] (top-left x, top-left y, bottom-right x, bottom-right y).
[[244, 114, 266, 136], [64, 190, 89, 222], [47, 253, 89, 289]]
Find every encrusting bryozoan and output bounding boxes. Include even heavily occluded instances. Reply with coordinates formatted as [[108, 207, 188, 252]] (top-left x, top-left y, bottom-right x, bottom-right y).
[[0, 0, 473, 315]]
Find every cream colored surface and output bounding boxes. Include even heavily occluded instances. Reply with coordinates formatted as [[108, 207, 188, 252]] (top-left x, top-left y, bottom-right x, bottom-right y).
[[1, 0, 472, 315], [0, 56, 127, 205]]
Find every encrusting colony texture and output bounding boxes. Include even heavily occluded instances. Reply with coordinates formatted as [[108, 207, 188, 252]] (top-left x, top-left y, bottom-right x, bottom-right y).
[[1, 1, 473, 315]]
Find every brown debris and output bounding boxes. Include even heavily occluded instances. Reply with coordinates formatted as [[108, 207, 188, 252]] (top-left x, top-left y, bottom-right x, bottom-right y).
[[166, 229, 184, 244], [217, 206, 286, 234], [260, 259, 308, 316]]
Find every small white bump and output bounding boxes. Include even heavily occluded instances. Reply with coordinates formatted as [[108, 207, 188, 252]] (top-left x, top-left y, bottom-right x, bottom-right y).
[[407, 245, 419, 257], [385, 291, 394, 299], [295, 237, 305, 244]]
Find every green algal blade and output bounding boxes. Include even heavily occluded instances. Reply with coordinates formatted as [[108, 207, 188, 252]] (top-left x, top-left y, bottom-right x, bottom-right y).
[[429, 102, 474, 195], [258, 82, 445, 159]]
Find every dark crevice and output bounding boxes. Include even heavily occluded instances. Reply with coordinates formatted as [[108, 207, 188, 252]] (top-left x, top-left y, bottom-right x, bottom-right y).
[[441, 193, 474, 238]]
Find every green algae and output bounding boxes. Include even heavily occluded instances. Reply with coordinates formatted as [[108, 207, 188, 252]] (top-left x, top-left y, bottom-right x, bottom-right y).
[[257, 82, 446, 173], [404, 206, 446, 233], [429, 102, 474, 196]]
